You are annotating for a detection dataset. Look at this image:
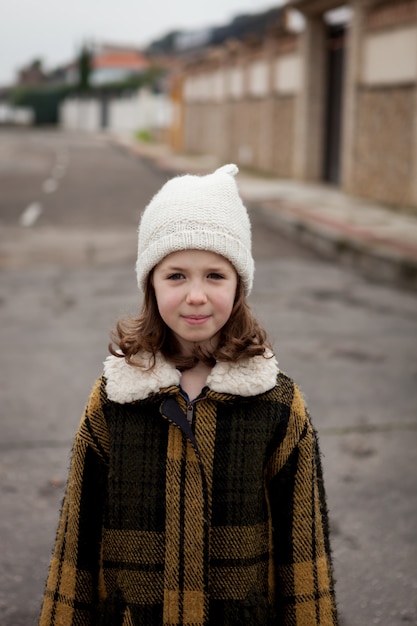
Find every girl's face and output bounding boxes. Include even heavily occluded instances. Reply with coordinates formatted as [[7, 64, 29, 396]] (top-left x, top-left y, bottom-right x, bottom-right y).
[[153, 249, 238, 356]]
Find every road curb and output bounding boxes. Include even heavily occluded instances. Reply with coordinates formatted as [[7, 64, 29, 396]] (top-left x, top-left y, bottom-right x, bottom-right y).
[[253, 201, 417, 292]]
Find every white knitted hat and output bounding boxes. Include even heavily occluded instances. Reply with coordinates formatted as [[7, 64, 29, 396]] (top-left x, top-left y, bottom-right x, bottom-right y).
[[136, 164, 254, 295]]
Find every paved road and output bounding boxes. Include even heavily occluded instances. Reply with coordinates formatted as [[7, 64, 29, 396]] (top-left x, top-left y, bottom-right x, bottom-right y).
[[1, 129, 416, 625]]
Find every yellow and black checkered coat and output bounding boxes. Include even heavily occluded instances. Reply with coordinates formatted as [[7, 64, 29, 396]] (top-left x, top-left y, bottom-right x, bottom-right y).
[[39, 352, 338, 625]]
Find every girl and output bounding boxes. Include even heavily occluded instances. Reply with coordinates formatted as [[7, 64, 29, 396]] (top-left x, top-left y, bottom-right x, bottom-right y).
[[39, 164, 338, 625]]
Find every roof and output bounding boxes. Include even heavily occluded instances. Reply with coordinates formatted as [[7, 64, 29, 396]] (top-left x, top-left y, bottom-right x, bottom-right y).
[[290, 0, 343, 15], [92, 51, 149, 70]]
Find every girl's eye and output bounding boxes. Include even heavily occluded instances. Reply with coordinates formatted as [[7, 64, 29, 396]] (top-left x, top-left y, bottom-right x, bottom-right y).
[[167, 273, 184, 280], [208, 273, 224, 280]]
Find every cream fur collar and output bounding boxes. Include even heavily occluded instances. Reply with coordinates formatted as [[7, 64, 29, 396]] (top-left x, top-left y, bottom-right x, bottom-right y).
[[103, 351, 279, 404]]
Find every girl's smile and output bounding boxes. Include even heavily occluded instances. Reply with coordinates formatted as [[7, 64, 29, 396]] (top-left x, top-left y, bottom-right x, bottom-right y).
[[181, 315, 211, 325], [152, 249, 238, 355]]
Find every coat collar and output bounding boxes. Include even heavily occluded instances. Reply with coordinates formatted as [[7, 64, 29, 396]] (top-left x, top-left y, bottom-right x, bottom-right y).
[[103, 351, 279, 404]]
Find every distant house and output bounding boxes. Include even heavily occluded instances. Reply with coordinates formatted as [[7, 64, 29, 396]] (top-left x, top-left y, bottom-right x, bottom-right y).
[[21, 44, 151, 88], [59, 43, 171, 135], [90, 44, 150, 86], [17, 60, 46, 86], [46, 62, 79, 86]]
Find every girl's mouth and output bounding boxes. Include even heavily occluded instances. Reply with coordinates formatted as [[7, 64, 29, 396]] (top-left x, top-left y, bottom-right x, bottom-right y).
[[182, 315, 211, 325]]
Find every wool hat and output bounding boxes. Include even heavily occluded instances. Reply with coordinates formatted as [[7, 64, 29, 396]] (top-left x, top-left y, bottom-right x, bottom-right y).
[[136, 163, 254, 295]]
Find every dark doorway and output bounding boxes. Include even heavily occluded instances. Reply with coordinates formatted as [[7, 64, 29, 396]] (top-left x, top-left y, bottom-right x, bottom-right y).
[[323, 25, 346, 184], [100, 96, 109, 129]]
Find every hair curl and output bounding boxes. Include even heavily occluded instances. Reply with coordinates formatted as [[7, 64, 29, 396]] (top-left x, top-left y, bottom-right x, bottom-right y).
[[109, 274, 272, 370]]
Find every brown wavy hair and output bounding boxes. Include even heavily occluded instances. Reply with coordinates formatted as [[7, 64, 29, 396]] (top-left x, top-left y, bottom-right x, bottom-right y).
[[109, 273, 272, 370]]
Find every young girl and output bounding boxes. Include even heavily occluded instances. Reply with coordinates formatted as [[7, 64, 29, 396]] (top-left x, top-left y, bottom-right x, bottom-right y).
[[39, 164, 338, 625]]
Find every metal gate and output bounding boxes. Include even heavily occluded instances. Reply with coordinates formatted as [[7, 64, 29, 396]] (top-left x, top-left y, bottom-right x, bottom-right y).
[[323, 25, 346, 184], [100, 96, 109, 129]]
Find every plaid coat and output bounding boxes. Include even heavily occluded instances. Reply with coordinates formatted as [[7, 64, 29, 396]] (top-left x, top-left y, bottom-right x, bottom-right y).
[[39, 352, 338, 625]]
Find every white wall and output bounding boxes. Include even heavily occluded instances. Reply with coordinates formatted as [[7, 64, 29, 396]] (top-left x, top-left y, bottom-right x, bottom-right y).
[[228, 67, 244, 100], [59, 88, 171, 133], [60, 98, 101, 131], [362, 26, 417, 85], [248, 60, 270, 97], [274, 54, 301, 95], [0, 104, 34, 125], [183, 55, 301, 102]]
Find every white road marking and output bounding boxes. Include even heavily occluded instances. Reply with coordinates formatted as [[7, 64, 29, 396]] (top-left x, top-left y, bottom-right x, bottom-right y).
[[54, 152, 69, 176], [18, 148, 70, 228], [20, 202, 43, 227]]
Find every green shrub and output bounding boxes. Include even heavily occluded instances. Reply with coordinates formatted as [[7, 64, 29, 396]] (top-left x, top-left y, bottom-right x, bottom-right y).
[[135, 129, 152, 142], [11, 85, 73, 125]]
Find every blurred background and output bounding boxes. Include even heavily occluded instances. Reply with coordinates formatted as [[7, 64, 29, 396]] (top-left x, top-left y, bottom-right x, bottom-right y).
[[1, 1, 417, 625], [1, 0, 417, 206]]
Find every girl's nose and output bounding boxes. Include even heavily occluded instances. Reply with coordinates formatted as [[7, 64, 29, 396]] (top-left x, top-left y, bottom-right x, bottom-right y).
[[186, 282, 208, 304]]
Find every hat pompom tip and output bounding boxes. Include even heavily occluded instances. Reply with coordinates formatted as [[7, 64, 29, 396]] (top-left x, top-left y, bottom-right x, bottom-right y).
[[215, 163, 239, 176]]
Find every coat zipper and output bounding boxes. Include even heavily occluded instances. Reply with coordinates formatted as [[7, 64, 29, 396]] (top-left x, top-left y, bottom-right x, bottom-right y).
[[186, 402, 194, 426], [185, 389, 207, 428]]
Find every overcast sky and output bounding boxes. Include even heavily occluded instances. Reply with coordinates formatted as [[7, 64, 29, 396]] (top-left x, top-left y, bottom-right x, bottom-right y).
[[1, 0, 284, 86]]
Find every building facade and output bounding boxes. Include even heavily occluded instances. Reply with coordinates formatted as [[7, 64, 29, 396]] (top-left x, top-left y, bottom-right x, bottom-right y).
[[176, 0, 417, 211]]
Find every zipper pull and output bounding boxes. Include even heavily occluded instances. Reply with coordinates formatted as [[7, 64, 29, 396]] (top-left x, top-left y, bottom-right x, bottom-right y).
[[186, 403, 193, 426]]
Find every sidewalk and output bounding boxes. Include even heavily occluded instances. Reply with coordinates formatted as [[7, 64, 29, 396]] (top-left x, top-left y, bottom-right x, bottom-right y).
[[112, 134, 417, 291]]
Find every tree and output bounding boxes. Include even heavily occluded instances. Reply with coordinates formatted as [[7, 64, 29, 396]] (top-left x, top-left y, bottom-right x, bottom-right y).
[[78, 44, 92, 91]]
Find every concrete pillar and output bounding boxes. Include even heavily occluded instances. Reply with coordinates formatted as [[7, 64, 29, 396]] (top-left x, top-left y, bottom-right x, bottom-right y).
[[340, 0, 366, 192], [169, 73, 184, 152], [293, 14, 327, 181], [412, 36, 417, 207]]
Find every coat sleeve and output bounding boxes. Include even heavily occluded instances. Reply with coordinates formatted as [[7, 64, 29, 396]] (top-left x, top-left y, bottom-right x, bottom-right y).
[[266, 382, 338, 626], [39, 377, 110, 626]]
